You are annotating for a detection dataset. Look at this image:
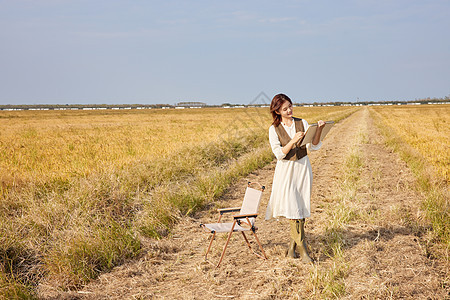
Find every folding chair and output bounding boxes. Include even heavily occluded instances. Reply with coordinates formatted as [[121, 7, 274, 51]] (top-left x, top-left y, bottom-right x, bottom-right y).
[[200, 182, 267, 267]]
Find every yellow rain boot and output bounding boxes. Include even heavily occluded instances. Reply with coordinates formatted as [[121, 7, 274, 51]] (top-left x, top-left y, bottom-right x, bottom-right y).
[[287, 220, 298, 258], [296, 219, 313, 263]]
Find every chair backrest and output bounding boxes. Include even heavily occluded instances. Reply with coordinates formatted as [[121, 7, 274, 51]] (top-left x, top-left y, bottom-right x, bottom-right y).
[[239, 187, 263, 226]]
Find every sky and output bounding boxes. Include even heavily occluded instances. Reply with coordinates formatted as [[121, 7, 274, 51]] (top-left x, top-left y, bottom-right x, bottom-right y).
[[0, 0, 449, 105]]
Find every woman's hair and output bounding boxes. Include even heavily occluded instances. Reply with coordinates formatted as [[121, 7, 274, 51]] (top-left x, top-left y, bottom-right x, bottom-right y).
[[270, 93, 292, 126]]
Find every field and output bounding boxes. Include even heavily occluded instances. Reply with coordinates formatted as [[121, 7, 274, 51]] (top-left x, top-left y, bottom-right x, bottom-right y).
[[371, 105, 449, 251], [0, 106, 357, 298], [44, 105, 447, 299], [371, 105, 449, 183]]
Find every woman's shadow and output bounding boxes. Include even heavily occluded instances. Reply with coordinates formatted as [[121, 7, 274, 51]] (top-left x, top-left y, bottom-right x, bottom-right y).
[[263, 222, 428, 262]]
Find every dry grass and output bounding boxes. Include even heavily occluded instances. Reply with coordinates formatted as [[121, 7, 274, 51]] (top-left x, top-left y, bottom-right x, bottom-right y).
[[306, 107, 449, 299], [370, 105, 449, 256], [371, 104, 449, 183], [0, 106, 357, 297], [307, 115, 368, 298], [38, 106, 447, 299]]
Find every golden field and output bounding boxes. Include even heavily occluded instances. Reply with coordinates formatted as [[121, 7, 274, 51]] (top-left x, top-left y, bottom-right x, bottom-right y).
[[371, 104, 449, 183], [370, 104, 449, 248], [0, 106, 357, 297], [1, 106, 355, 191]]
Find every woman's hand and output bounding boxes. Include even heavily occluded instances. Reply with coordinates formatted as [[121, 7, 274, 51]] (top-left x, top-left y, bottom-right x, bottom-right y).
[[281, 131, 305, 154], [291, 131, 305, 144], [312, 120, 325, 145]]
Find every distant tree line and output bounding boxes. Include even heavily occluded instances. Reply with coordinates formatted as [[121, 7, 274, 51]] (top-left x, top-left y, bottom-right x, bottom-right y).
[[1, 96, 448, 110], [0, 103, 174, 110], [297, 96, 450, 107]]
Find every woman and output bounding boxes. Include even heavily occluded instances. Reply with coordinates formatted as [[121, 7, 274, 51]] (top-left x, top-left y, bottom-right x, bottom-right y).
[[265, 93, 325, 262]]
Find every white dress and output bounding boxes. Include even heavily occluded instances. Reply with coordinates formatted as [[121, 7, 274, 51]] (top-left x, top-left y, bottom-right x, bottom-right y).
[[265, 119, 322, 220]]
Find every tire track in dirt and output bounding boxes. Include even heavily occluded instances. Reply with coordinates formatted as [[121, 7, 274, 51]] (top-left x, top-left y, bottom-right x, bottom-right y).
[[45, 108, 447, 299]]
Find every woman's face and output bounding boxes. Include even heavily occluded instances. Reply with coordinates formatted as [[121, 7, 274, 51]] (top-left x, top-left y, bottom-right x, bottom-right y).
[[277, 101, 293, 119]]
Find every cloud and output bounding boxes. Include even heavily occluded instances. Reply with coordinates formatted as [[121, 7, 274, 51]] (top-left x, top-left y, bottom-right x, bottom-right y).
[[258, 17, 298, 23], [229, 11, 302, 24], [230, 10, 259, 22], [71, 28, 168, 40]]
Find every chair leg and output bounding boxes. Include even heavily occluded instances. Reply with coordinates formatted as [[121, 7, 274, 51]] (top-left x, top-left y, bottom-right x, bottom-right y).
[[241, 232, 252, 250], [217, 221, 236, 268], [242, 231, 267, 260], [252, 232, 268, 259], [205, 232, 216, 259]]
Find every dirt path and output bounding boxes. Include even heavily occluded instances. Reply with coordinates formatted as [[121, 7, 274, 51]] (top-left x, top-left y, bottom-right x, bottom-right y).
[[47, 108, 448, 299]]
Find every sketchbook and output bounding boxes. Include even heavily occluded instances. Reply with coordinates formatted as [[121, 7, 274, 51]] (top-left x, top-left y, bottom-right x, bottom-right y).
[[297, 121, 334, 147]]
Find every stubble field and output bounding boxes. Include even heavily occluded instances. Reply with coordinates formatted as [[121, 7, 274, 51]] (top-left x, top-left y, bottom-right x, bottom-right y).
[[371, 105, 449, 260], [0, 106, 357, 298], [47, 105, 448, 299]]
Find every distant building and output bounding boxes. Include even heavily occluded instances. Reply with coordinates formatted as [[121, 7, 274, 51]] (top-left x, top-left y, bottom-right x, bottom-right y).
[[175, 101, 207, 107]]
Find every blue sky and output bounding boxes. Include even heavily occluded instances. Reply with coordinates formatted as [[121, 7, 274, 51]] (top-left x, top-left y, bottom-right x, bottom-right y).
[[1, 0, 449, 105]]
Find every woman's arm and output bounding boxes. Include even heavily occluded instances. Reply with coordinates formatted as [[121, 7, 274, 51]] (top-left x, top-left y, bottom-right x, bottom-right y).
[[269, 126, 286, 160], [312, 120, 326, 146], [282, 131, 305, 154], [269, 126, 305, 160]]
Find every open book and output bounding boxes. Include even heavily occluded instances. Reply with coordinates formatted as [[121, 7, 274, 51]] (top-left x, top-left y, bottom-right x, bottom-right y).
[[297, 121, 334, 147]]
